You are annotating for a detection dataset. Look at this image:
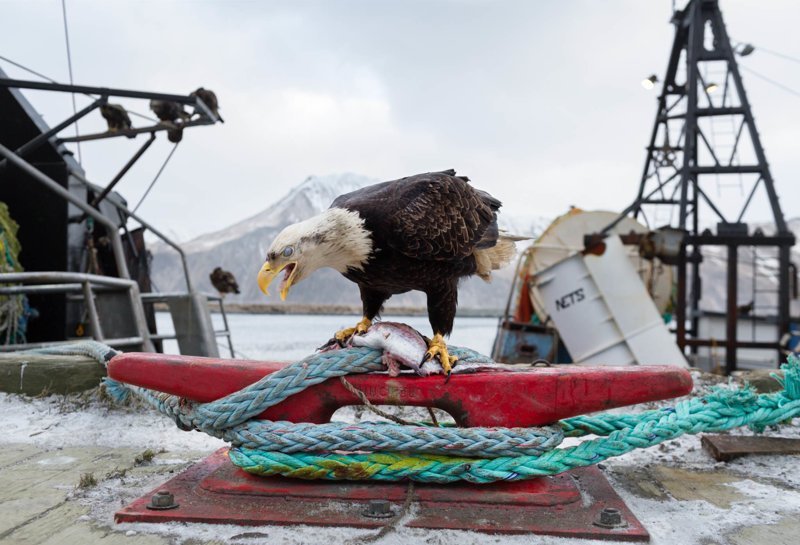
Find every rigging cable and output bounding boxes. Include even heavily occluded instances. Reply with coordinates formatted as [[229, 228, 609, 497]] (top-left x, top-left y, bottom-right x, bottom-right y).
[[731, 37, 800, 66], [131, 142, 180, 214], [0, 55, 158, 123], [753, 45, 800, 66], [60, 0, 81, 163], [0, 55, 57, 83], [738, 64, 800, 99]]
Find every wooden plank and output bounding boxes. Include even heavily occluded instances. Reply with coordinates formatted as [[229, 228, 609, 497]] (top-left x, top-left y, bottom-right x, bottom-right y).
[[701, 434, 800, 462], [0, 353, 105, 396]]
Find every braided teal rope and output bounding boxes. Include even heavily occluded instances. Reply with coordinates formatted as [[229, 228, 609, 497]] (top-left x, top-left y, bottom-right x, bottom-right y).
[[230, 359, 800, 483], [102, 345, 563, 458], [51, 340, 800, 484]]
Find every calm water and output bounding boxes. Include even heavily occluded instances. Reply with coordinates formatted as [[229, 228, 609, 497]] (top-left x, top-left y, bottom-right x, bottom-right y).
[[155, 312, 501, 361]]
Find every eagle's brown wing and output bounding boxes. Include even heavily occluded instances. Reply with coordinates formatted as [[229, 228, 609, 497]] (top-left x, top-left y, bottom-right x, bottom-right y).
[[332, 170, 501, 261]]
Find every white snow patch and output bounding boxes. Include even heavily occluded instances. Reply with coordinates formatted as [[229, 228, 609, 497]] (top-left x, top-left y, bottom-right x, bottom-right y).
[[36, 455, 77, 466], [0, 392, 224, 452]]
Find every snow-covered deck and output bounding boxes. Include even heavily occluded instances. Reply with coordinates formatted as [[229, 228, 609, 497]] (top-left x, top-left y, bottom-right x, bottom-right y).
[[2, 373, 800, 545]]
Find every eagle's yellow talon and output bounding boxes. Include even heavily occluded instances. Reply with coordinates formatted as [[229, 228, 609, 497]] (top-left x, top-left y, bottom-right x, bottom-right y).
[[355, 319, 371, 335], [334, 327, 356, 343], [425, 333, 458, 375], [334, 317, 372, 344]]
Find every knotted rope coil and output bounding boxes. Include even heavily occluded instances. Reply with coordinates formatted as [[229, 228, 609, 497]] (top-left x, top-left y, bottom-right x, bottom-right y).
[[29, 341, 800, 484]]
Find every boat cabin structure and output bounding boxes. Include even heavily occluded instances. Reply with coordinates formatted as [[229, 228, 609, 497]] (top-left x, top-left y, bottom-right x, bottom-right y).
[[0, 69, 233, 357]]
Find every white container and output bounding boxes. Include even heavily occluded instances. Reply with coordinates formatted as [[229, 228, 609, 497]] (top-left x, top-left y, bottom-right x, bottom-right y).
[[527, 209, 673, 319], [533, 236, 687, 367]]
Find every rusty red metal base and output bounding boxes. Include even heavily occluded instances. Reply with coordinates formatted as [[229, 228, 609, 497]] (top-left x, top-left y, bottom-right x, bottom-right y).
[[116, 449, 648, 541]]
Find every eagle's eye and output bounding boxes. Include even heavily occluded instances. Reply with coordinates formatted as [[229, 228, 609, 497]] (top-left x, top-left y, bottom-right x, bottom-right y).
[[282, 246, 294, 258]]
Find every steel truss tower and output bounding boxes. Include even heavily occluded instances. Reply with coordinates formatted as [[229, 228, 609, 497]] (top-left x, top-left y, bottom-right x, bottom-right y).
[[607, 0, 795, 373]]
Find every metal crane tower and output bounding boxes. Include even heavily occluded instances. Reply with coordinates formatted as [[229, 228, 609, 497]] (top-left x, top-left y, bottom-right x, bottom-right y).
[[606, 0, 795, 373]]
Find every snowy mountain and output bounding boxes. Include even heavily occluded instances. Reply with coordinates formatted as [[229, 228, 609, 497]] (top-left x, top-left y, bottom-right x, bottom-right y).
[[150, 173, 540, 311], [179, 173, 376, 254]]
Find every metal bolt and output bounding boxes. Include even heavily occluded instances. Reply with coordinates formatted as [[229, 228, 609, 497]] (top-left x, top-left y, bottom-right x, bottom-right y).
[[361, 499, 394, 519], [594, 507, 625, 528], [146, 490, 179, 510]]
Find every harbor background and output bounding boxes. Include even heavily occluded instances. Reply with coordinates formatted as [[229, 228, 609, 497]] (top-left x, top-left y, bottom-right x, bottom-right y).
[[156, 311, 500, 361]]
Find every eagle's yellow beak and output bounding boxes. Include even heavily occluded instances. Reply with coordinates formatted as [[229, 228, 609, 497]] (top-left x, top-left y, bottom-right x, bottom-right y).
[[257, 261, 297, 301]]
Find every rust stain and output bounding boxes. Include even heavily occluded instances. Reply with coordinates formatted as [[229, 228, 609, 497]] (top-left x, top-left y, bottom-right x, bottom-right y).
[[437, 391, 468, 426], [385, 380, 403, 404]]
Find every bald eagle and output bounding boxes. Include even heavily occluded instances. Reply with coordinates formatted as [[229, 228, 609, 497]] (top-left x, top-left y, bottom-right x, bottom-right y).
[[210, 267, 240, 297], [149, 100, 190, 124], [190, 87, 224, 123], [257, 170, 517, 374], [100, 103, 132, 132]]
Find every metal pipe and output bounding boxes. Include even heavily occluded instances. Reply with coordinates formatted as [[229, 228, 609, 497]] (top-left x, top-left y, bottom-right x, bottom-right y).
[[678, 0, 702, 231], [736, 177, 762, 223], [125, 281, 155, 351], [59, 119, 212, 143], [778, 244, 792, 363], [0, 337, 144, 352], [0, 284, 84, 294], [727, 118, 746, 166], [725, 244, 738, 374], [0, 97, 106, 171], [676, 247, 687, 353], [90, 133, 156, 209], [0, 77, 200, 104], [684, 339, 779, 349], [0, 145, 130, 279], [216, 297, 235, 358], [68, 170, 194, 292], [0, 271, 136, 288], [82, 281, 105, 341]]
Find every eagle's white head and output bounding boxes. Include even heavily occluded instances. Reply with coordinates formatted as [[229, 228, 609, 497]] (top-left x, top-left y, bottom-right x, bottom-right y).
[[257, 208, 372, 300]]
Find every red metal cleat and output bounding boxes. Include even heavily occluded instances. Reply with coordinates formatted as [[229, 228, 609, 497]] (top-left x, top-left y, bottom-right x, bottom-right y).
[[109, 353, 692, 540], [107, 353, 692, 427]]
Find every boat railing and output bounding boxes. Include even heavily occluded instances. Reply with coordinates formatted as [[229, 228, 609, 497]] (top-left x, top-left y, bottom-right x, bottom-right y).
[[141, 292, 234, 358], [0, 76, 232, 358], [0, 271, 153, 352], [67, 169, 194, 293]]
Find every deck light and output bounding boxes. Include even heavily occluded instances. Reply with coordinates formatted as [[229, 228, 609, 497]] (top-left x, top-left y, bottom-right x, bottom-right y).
[[641, 74, 659, 90]]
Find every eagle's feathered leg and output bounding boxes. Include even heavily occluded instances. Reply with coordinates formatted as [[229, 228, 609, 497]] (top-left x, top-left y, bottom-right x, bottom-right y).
[[423, 283, 459, 376], [333, 287, 389, 345]]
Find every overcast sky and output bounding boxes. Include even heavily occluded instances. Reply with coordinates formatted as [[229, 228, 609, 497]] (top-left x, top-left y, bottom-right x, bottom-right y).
[[2, 0, 799, 242]]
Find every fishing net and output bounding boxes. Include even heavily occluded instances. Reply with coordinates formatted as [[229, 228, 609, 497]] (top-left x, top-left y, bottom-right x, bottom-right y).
[[0, 202, 35, 344]]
